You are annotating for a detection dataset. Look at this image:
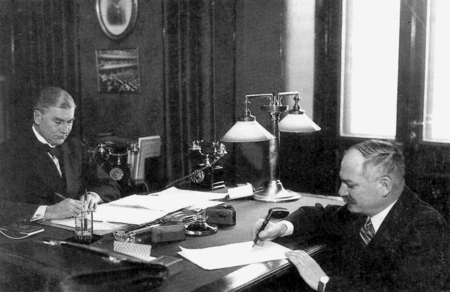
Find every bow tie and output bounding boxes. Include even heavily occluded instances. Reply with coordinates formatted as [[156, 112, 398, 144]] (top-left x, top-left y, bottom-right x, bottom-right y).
[[45, 144, 60, 158]]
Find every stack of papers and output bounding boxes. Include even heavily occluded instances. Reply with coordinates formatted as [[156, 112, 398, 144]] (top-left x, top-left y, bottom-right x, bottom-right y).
[[49, 187, 224, 232]]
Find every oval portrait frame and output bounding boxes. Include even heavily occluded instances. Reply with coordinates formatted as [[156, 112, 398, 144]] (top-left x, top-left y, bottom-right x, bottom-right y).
[[96, 0, 138, 40]]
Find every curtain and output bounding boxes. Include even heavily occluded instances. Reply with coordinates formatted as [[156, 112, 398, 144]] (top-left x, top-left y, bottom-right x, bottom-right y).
[[0, 0, 80, 141], [162, 0, 218, 184]]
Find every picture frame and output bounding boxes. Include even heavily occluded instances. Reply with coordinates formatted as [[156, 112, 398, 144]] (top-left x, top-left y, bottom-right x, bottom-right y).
[[96, 0, 138, 40], [95, 48, 141, 93]]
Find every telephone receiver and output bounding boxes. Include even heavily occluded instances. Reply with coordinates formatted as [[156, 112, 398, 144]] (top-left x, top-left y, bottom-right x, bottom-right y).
[[266, 207, 290, 220]]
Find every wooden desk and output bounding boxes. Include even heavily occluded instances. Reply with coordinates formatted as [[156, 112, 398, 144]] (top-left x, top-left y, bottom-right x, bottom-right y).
[[0, 192, 343, 292]]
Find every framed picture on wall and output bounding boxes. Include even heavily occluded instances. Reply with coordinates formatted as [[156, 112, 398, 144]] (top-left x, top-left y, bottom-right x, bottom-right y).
[[95, 48, 141, 93], [96, 0, 138, 40]]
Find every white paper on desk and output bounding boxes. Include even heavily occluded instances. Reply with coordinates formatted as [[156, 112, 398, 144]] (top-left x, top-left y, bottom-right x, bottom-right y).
[[110, 187, 225, 211], [178, 241, 291, 270], [153, 187, 227, 201], [54, 187, 225, 226], [50, 218, 125, 232], [226, 183, 254, 200], [94, 205, 169, 225]]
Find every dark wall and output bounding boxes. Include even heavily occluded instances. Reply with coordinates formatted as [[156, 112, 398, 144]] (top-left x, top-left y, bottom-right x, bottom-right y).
[[0, 0, 315, 191], [77, 0, 164, 143], [74, 0, 290, 188]]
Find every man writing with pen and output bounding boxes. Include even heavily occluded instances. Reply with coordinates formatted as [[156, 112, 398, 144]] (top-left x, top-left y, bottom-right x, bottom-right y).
[[252, 140, 450, 291], [0, 87, 120, 223]]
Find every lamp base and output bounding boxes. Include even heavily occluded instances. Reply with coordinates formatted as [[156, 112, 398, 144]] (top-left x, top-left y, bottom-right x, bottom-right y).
[[253, 180, 301, 202]]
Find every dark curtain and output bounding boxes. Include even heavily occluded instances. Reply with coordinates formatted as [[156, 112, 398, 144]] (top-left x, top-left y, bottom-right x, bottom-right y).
[[0, 0, 80, 141], [162, 0, 220, 185]]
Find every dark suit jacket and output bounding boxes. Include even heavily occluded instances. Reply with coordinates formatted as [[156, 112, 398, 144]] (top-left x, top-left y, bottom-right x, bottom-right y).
[[0, 129, 120, 223], [287, 187, 450, 291]]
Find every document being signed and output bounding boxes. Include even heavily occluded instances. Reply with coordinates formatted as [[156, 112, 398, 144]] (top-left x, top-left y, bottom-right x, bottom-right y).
[[178, 241, 291, 270]]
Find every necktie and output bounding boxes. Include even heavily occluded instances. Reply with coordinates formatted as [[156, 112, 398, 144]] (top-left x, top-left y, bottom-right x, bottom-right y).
[[44, 144, 65, 179], [360, 218, 375, 246]]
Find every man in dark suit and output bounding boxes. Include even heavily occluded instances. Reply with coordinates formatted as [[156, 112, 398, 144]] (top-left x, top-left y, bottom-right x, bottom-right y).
[[0, 87, 120, 223], [253, 139, 450, 291]]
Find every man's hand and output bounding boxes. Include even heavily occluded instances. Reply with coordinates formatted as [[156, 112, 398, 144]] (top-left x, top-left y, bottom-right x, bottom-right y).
[[44, 199, 84, 220], [81, 192, 102, 211], [251, 220, 287, 246], [286, 250, 327, 291]]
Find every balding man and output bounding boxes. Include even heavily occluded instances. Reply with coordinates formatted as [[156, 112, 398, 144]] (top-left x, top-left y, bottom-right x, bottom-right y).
[[253, 139, 450, 291]]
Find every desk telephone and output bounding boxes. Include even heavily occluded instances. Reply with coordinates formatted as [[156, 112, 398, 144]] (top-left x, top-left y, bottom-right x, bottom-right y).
[[189, 140, 227, 190], [89, 135, 139, 191]]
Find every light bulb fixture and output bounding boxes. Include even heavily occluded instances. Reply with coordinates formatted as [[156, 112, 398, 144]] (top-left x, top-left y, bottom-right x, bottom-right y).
[[221, 91, 320, 202], [279, 94, 321, 133], [221, 95, 275, 142]]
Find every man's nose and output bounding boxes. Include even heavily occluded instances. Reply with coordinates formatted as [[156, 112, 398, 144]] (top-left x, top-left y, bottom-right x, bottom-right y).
[[338, 184, 348, 197], [61, 124, 70, 134]]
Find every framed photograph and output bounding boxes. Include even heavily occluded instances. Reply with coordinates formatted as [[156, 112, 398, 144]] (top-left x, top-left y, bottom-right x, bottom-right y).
[[96, 48, 141, 93], [96, 0, 138, 40]]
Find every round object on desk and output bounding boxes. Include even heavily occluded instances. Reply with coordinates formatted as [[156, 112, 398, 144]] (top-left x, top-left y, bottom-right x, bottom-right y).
[[185, 211, 217, 236]]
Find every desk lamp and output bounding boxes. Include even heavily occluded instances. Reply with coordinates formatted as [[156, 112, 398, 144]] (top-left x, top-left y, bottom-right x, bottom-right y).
[[221, 91, 320, 202]]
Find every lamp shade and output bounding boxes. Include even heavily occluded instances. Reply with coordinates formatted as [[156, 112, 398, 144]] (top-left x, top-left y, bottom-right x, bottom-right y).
[[221, 120, 275, 142], [278, 112, 321, 133]]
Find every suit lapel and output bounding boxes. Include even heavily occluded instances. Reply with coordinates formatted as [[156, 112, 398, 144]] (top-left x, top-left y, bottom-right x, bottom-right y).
[[362, 188, 418, 261], [60, 140, 83, 198], [373, 189, 414, 247], [30, 139, 66, 193]]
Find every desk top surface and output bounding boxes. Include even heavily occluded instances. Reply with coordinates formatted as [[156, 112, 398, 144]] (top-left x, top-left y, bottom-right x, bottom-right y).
[[0, 192, 344, 292]]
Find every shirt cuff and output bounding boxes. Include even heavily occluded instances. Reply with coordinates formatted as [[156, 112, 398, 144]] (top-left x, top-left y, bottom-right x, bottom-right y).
[[31, 205, 47, 221], [280, 220, 294, 237]]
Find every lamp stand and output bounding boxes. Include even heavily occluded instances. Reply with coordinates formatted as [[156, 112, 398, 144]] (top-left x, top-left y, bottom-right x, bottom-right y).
[[253, 103, 301, 202]]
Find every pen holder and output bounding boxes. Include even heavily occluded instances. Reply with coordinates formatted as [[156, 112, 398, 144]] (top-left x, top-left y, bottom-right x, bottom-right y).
[[74, 211, 93, 244]]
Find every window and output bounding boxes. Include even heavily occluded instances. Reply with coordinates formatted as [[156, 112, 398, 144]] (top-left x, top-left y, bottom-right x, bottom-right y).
[[340, 0, 401, 139], [423, 0, 450, 143]]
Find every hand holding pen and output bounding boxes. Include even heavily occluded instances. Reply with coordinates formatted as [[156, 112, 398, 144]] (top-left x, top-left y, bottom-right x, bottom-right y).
[[252, 207, 290, 247], [44, 192, 84, 220], [80, 190, 102, 212]]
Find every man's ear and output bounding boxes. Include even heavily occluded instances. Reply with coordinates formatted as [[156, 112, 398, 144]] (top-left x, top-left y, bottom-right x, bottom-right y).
[[33, 110, 42, 125], [378, 176, 392, 197]]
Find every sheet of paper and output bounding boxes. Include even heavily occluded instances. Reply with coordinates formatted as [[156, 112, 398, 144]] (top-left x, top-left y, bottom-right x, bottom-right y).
[[178, 241, 291, 270], [153, 187, 227, 201], [51, 187, 224, 227], [49, 218, 127, 235], [94, 205, 169, 225], [110, 187, 225, 211]]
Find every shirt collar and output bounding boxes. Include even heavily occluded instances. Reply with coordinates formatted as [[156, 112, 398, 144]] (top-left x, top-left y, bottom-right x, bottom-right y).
[[32, 125, 55, 148], [370, 200, 398, 233]]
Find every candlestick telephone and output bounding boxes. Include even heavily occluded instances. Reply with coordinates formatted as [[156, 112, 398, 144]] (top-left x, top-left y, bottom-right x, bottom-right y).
[[88, 134, 140, 193]]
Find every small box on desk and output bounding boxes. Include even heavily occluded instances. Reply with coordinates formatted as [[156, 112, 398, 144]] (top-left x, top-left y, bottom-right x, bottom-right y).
[[135, 224, 186, 244], [206, 204, 236, 226]]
